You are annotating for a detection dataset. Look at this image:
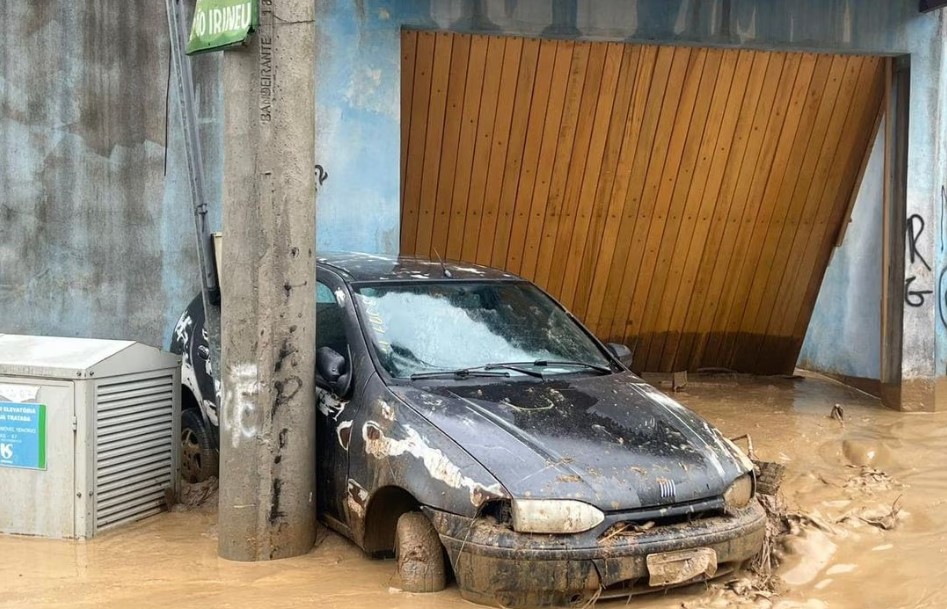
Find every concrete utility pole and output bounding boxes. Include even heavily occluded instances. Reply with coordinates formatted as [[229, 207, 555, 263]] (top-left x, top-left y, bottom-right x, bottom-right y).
[[219, 0, 317, 561]]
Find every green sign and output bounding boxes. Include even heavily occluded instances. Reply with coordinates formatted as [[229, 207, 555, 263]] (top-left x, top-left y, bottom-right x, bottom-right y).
[[0, 402, 46, 470], [186, 0, 258, 55]]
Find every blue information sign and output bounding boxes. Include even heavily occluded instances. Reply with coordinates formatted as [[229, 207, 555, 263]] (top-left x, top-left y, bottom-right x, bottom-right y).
[[0, 402, 47, 470]]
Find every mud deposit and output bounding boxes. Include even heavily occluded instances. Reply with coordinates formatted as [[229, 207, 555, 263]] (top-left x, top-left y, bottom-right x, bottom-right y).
[[2, 372, 945, 609], [172, 477, 219, 513]]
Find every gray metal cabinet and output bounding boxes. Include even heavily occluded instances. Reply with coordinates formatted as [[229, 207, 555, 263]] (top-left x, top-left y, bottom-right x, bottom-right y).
[[0, 335, 181, 539]]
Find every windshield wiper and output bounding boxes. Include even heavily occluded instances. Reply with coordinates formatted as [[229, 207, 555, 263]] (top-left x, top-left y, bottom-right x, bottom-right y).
[[488, 360, 612, 375], [535, 360, 612, 374], [409, 360, 609, 381], [410, 361, 545, 380], [410, 368, 511, 380], [482, 363, 545, 378]]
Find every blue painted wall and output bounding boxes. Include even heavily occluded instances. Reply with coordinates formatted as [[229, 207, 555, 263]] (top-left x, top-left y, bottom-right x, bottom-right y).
[[313, 2, 427, 254], [2, 1, 946, 406], [798, 123, 884, 380]]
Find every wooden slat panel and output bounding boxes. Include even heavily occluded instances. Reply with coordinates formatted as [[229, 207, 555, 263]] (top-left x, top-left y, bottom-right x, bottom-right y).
[[591, 45, 679, 339], [546, 43, 619, 300], [675, 50, 773, 370], [651, 49, 742, 371], [414, 32, 454, 258], [504, 40, 558, 274], [400, 31, 435, 255], [582, 45, 660, 331], [532, 41, 594, 290], [729, 54, 846, 370], [489, 38, 541, 269], [698, 52, 794, 367], [637, 48, 723, 370], [627, 48, 714, 367], [444, 35, 489, 261], [559, 42, 630, 310], [401, 31, 885, 375], [570, 45, 641, 319], [711, 51, 811, 368], [460, 36, 506, 262], [473, 37, 523, 264], [429, 34, 471, 259], [516, 41, 576, 278], [602, 47, 694, 345]]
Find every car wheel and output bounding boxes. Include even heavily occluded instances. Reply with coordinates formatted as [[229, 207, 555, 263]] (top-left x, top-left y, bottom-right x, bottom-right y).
[[395, 512, 446, 593], [181, 409, 219, 483]]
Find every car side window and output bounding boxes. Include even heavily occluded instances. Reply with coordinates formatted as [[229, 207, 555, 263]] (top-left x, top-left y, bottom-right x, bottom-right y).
[[316, 281, 350, 358]]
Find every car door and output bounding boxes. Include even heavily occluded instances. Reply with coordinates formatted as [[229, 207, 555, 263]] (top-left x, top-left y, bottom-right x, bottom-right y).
[[314, 271, 357, 522]]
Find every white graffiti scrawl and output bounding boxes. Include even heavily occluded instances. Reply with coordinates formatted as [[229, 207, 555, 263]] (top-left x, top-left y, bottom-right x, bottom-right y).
[[224, 363, 260, 448]]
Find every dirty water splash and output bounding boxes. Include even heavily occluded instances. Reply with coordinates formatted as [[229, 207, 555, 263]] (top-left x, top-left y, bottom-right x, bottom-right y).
[[623, 372, 947, 609]]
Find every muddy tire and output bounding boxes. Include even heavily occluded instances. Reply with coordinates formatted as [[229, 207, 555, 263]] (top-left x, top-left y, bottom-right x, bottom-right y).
[[395, 512, 446, 593], [181, 409, 218, 483], [754, 460, 785, 496]]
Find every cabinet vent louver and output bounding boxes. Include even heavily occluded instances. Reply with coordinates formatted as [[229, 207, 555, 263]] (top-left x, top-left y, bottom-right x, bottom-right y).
[[94, 373, 175, 532]]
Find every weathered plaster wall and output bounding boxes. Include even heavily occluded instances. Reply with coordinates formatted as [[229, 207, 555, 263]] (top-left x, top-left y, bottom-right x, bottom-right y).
[[2, 2, 182, 348], [0, 2, 222, 349], [313, 2, 416, 254], [799, 123, 884, 381]]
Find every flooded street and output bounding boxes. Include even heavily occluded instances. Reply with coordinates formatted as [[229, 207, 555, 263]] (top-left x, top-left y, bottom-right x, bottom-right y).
[[652, 372, 947, 609], [2, 372, 945, 609]]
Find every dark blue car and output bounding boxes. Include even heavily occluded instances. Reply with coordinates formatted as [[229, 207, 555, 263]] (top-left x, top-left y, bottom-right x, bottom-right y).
[[171, 252, 765, 607]]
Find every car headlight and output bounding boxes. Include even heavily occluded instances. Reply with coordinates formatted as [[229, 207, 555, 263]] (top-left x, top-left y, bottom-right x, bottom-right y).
[[511, 499, 605, 534], [723, 474, 754, 510]]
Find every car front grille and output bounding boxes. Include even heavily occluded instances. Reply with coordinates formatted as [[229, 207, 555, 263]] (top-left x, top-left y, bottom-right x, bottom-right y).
[[599, 508, 726, 540], [598, 496, 728, 541]]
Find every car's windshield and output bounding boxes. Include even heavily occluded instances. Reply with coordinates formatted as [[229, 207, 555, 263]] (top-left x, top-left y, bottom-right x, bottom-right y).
[[353, 281, 613, 379]]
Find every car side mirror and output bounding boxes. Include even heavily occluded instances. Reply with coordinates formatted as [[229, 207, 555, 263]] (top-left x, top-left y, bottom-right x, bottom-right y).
[[316, 346, 352, 397], [607, 343, 634, 368]]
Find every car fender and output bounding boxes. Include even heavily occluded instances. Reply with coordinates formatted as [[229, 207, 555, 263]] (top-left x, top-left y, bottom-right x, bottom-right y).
[[344, 386, 510, 544]]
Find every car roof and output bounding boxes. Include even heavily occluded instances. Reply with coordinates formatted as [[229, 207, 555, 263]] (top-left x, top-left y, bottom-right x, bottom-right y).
[[317, 251, 522, 283]]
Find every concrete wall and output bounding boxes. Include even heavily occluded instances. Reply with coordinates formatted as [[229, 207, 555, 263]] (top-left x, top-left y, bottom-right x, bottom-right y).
[[2, 0, 946, 407], [0, 2, 222, 350], [799, 123, 884, 382]]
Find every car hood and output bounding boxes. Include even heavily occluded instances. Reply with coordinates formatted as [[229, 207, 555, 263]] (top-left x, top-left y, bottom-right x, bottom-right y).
[[389, 372, 752, 511]]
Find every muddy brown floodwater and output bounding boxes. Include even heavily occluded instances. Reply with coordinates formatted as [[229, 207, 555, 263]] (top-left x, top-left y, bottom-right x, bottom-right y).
[[2, 372, 946, 609]]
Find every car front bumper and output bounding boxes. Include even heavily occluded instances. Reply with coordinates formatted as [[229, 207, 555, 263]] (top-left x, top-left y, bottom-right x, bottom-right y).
[[423, 500, 767, 607]]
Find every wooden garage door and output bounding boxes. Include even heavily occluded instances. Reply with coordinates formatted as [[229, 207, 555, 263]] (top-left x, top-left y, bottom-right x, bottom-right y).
[[400, 31, 885, 375]]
